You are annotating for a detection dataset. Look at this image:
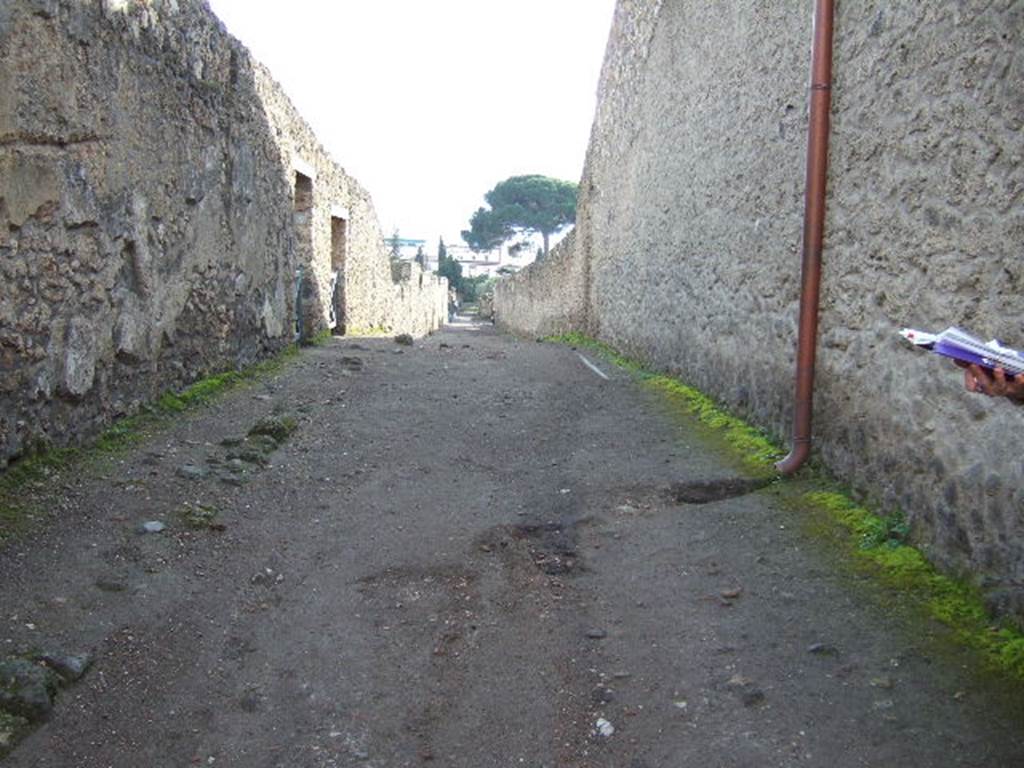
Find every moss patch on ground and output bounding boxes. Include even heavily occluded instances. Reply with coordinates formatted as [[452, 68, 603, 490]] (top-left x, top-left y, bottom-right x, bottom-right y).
[[179, 502, 223, 531], [545, 332, 1024, 685], [0, 449, 77, 544], [248, 415, 298, 444], [307, 329, 334, 346], [801, 490, 1024, 681], [550, 332, 648, 376], [0, 711, 30, 759], [0, 343, 301, 544], [548, 332, 782, 474], [644, 376, 782, 475]]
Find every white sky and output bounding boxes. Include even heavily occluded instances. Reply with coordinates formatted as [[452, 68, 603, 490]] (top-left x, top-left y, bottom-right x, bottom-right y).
[[206, 0, 617, 250]]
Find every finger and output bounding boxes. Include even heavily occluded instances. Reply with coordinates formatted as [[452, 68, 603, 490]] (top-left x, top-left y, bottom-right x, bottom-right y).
[[993, 367, 1008, 396], [964, 368, 979, 392], [1004, 371, 1024, 396], [1009, 375, 1024, 402], [970, 364, 995, 396]]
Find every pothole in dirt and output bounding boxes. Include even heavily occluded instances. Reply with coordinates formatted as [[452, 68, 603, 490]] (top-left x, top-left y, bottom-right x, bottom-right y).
[[671, 477, 773, 504], [480, 519, 587, 576]]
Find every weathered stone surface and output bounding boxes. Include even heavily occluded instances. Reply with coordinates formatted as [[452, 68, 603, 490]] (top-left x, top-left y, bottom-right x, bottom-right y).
[[35, 652, 92, 684], [494, 230, 586, 337], [247, 416, 297, 445], [0, 0, 446, 467], [175, 464, 208, 481], [495, 1, 1024, 623], [0, 659, 57, 722]]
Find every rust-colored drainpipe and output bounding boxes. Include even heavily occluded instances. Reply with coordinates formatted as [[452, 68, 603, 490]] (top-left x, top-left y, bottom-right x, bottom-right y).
[[776, 0, 836, 476]]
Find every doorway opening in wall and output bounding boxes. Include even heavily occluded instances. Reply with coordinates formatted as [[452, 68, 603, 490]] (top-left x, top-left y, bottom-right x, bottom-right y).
[[330, 215, 347, 335], [293, 172, 314, 342]]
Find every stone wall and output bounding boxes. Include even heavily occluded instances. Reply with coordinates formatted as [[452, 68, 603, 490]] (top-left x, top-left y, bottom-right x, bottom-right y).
[[495, 1, 1024, 619], [252, 65, 448, 340], [493, 229, 585, 338], [0, 0, 446, 465]]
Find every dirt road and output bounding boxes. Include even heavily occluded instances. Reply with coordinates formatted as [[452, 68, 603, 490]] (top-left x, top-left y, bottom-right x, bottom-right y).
[[2, 318, 1022, 766]]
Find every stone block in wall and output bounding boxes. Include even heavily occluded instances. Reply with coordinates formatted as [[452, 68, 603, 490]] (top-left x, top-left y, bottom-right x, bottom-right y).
[[1, 154, 61, 227]]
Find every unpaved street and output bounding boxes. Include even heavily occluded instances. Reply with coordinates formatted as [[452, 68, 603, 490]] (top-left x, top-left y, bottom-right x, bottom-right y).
[[2, 319, 1023, 767]]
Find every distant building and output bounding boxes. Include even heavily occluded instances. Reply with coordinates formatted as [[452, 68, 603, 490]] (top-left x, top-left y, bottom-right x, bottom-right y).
[[391, 231, 572, 277], [386, 236, 427, 262]]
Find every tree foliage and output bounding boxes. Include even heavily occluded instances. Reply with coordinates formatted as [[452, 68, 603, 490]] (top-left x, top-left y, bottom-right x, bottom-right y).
[[436, 236, 463, 291], [460, 274, 494, 304], [433, 236, 495, 303], [462, 175, 578, 258]]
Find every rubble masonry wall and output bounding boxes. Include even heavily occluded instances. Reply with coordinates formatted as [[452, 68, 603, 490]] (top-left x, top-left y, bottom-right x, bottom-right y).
[[0, 0, 446, 464], [495, 0, 1024, 619]]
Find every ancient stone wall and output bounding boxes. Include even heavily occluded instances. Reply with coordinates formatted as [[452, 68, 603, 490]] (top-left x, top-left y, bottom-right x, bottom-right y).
[[495, 1, 1024, 618], [493, 230, 586, 338], [0, 0, 446, 465], [251, 66, 448, 340]]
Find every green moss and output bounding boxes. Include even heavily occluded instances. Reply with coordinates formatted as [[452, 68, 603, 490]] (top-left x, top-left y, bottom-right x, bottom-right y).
[[100, 349, 299, 450], [801, 490, 1024, 682], [0, 711, 30, 757], [997, 636, 1024, 678], [248, 415, 297, 445], [644, 375, 782, 473], [179, 372, 243, 404], [308, 330, 334, 346], [180, 502, 221, 530], [0, 447, 77, 545], [804, 491, 909, 550], [543, 333, 1024, 686], [545, 332, 782, 473], [545, 332, 650, 376], [0, 343, 302, 543]]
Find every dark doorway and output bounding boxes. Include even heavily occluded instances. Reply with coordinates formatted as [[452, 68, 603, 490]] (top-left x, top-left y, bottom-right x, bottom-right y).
[[330, 215, 347, 334], [293, 172, 314, 341]]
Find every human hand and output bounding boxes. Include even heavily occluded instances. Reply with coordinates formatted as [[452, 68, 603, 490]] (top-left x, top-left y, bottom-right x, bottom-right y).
[[963, 363, 1024, 403]]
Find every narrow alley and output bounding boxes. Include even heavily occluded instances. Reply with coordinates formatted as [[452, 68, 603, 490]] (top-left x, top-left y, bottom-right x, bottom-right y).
[[1, 319, 1022, 766]]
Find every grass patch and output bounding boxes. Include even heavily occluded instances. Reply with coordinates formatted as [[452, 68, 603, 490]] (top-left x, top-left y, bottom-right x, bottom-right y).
[[96, 349, 298, 453], [544, 332, 1024, 685], [0, 343, 302, 544], [0, 448, 77, 543], [307, 329, 334, 346]]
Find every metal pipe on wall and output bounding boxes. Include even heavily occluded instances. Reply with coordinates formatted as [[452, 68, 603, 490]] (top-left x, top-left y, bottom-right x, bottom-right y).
[[776, 0, 836, 476]]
